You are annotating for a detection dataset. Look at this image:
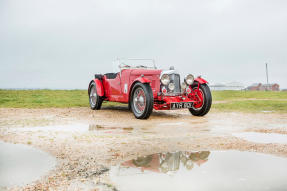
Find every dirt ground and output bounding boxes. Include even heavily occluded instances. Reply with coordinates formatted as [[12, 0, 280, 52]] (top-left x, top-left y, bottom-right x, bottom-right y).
[[1, 107, 287, 190]]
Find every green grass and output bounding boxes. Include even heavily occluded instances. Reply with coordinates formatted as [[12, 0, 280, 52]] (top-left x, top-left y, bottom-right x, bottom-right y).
[[212, 90, 287, 101], [212, 100, 287, 112], [0, 89, 286, 113], [0, 89, 88, 108], [211, 90, 287, 113]]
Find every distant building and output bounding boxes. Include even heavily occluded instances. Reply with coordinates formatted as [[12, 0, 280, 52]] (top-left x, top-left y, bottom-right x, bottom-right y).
[[246, 83, 280, 91], [246, 83, 262, 91], [262, 84, 280, 91], [210, 82, 245, 91]]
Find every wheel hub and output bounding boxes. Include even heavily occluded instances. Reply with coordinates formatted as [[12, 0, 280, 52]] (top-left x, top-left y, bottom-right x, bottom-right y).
[[90, 86, 97, 106], [192, 88, 204, 110], [133, 87, 146, 114]]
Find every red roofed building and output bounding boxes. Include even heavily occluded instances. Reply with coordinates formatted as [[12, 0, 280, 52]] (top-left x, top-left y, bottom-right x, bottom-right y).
[[247, 83, 279, 91]]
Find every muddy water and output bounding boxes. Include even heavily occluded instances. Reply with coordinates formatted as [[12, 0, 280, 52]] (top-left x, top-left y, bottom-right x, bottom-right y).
[[110, 151, 287, 191], [0, 141, 56, 188], [233, 132, 287, 144]]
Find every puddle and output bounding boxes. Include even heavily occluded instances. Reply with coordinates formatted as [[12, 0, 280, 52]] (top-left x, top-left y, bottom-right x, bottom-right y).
[[210, 125, 245, 135], [9, 124, 91, 132], [233, 132, 287, 144], [8, 124, 133, 134], [259, 123, 287, 130], [0, 141, 56, 188], [110, 151, 287, 191]]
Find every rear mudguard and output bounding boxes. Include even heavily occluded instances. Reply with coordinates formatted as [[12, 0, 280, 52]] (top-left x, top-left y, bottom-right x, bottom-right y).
[[89, 79, 104, 97], [194, 76, 208, 84]]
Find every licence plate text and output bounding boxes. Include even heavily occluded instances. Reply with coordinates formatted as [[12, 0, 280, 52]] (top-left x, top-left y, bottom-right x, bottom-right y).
[[170, 102, 193, 109]]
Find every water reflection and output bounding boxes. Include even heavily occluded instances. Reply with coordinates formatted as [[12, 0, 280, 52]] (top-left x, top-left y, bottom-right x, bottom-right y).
[[121, 151, 210, 174], [110, 151, 287, 191]]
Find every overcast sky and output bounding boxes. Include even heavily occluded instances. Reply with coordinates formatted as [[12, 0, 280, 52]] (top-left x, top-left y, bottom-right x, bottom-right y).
[[0, 0, 286, 89]]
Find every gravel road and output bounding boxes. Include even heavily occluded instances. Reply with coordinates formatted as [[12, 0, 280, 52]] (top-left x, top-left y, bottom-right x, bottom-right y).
[[0, 107, 287, 190]]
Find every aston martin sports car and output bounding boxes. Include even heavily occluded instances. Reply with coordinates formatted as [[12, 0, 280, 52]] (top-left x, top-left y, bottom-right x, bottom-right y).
[[88, 59, 212, 119]]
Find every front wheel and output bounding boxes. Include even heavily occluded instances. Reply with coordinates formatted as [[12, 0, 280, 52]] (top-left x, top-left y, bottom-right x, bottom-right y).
[[189, 83, 212, 116], [130, 83, 153, 119], [88, 81, 103, 110]]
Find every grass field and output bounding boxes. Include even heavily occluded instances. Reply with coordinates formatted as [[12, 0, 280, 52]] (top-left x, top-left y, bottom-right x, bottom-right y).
[[0, 89, 88, 108], [0, 89, 286, 112], [212, 90, 287, 113], [212, 90, 287, 101]]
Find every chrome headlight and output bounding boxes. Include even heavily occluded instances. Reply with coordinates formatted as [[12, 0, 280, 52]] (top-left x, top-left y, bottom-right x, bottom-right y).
[[185, 74, 194, 85], [168, 83, 175, 91], [161, 74, 170, 85]]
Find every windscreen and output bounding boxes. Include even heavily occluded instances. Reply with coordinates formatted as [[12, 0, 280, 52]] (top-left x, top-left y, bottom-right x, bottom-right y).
[[116, 59, 156, 70]]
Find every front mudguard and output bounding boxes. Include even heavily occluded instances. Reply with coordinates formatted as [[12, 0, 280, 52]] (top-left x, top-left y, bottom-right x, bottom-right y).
[[189, 76, 209, 94], [194, 76, 208, 84], [134, 76, 151, 84], [129, 76, 151, 97], [88, 79, 104, 97]]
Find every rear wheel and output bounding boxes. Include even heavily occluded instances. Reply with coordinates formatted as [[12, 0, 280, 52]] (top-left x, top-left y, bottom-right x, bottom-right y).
[[188, 83, 212, 116], [88, 81, 103, 110], [130, 83, 153, 119]]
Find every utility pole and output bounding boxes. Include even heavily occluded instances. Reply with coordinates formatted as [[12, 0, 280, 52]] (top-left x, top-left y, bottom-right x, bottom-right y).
[[265, 63, 269, 85]]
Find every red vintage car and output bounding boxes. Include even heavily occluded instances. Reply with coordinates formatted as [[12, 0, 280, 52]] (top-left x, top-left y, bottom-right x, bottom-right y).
[[88, 59, 212, 119]]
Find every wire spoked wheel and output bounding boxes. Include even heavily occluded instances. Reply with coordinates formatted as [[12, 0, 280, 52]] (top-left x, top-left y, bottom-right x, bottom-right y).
[[192, 87, 205, 111], [90, 85, 98, 107], [133, 87, 146, 114], [188, 83, 212, 116], [88, 81, 103, 110], [130, 83, 153, 119]]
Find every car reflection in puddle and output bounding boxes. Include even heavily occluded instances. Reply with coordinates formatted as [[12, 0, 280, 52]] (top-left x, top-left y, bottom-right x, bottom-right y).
[[110, 151, 287, 191], [120, 151, 209, 174]]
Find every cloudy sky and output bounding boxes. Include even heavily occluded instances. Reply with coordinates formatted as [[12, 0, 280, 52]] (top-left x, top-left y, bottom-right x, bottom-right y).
[[0, 0, 286, 89]]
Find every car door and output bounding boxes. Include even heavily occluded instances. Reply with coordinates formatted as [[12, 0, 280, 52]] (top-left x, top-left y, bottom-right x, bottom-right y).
[[106, 73, 122, 101]]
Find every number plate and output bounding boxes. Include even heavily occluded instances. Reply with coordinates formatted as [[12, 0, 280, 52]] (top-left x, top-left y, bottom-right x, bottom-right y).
[[170, 102, 193, 110]]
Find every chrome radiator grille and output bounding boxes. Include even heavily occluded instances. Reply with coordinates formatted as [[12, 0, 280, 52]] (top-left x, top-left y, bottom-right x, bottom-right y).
[[169, 73, 181, 93]]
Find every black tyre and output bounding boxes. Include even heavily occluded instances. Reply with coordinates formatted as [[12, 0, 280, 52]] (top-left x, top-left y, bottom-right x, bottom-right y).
[[188, 83, 212, 116], [130, 83, 153, 119], [88, 81, 103, 110]]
